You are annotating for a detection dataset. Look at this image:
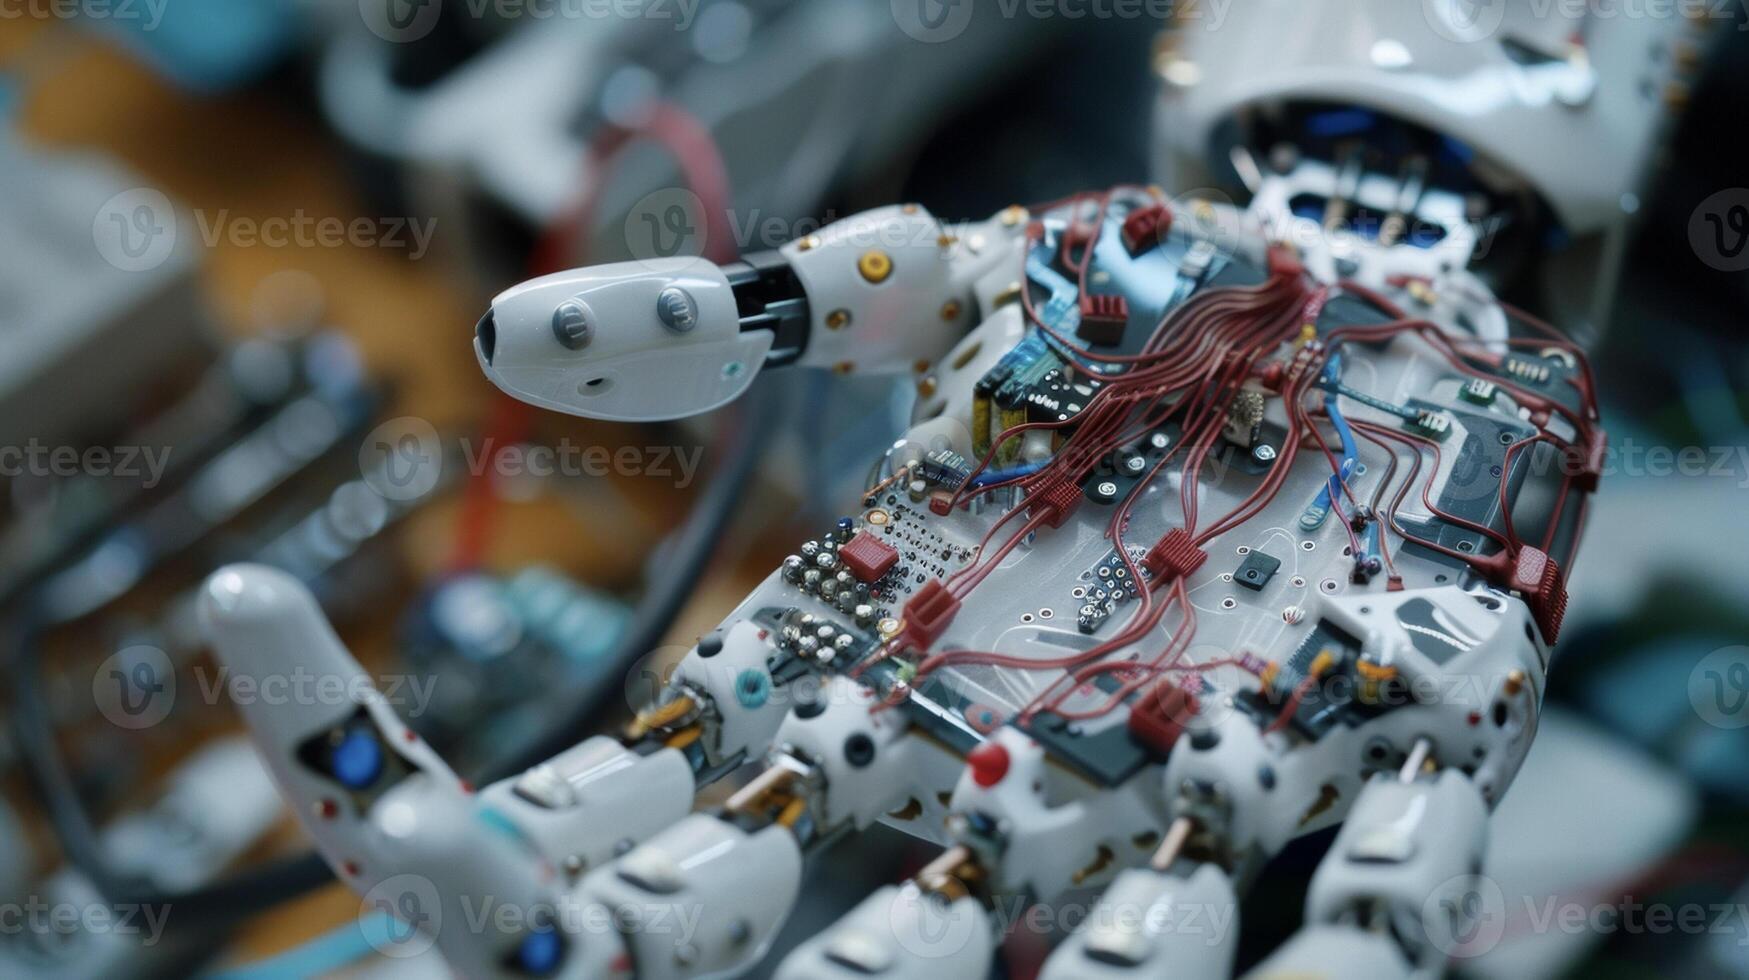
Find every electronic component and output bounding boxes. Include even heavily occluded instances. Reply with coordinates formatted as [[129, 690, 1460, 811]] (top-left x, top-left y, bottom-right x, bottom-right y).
[[1460, 377, 1498, 406], [1234, 551, 1281, 591], [1408, 408, 1452, 440], [1503, 355, 1552, 385], [840, 531, 900, 583], [1076, 545, 1150, 634]]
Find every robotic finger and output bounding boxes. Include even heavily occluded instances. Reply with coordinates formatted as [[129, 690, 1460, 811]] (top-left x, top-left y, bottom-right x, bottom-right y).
[[477, 205, 1023, 422]]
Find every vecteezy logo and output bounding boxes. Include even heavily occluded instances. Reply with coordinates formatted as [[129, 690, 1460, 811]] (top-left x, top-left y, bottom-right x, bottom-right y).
[[1423, 0, 1507, 44], [1421, 872, 1507, 959], [625, 188, 709, 271], [1690, 189, 1749, 272], [362, 874, 442, 958], [892, 0, 974, 43], [888, 882, 979, 961], [1690, 645, 1749, 729], [93, 645, 177, 730], [360, 416, 443, 502], [361, 0, 442, 43], [93, 188, 177, 272]]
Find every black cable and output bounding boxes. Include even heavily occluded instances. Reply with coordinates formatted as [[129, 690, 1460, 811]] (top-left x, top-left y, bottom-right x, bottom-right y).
[[6, 609, 335, 930], [6, 379, 778, 931]]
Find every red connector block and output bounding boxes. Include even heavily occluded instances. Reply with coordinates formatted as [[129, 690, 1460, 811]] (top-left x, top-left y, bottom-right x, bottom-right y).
[[901, 580, 961, 652], [1266, 243, 1304, 282], [1121, 204, 1172, 255], [1027, 477, 1085, 530], [1141, 528, 1207, 581], [1128, 680, 1198, 756], [1078, 293, 1129, 346], [1510, 546, 1568, 644]]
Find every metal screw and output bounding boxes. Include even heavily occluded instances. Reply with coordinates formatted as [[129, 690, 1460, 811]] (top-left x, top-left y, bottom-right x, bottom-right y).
[[657, 286, 698, 332], [1252, 444, 1278, 464], [552, 300, 591, 349]]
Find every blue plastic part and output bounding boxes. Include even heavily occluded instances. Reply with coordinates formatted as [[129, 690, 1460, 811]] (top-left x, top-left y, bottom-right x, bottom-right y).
[[735, 669, 771, 709], [330, 729, 385, 790], [516, 928, 565, 975], [1306, 108, 1377, 139]]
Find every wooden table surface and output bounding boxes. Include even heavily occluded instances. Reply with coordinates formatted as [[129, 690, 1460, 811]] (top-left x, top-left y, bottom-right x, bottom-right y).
[[2, 21, 781, 967]]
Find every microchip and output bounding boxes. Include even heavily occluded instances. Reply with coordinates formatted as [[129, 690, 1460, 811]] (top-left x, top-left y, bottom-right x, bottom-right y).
[[1235, 551, 1281, 591], [839, 532, 899, 583]]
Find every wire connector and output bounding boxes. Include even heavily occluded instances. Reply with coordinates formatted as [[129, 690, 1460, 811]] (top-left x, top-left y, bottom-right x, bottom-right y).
[[901, 580, 961, 651], [1509, 546, 1568, 644], [1128, 680, 1198, 756], [1027, 477, 1085, 530], [1120, 204, 1172, 255], [1141, 528, 1207, 581], [1077, 294, 1130, 345]]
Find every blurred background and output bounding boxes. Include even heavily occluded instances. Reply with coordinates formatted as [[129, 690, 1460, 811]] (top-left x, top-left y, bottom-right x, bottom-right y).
[[0, 1, 1745, 977]]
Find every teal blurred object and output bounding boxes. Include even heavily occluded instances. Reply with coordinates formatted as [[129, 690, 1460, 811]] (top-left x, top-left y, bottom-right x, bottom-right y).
[[90, 0, 303, 92]]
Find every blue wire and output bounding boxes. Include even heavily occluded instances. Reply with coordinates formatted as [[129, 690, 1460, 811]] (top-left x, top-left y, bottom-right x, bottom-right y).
[[204, 911, 398, 980], [969, 459, 1050, 489], [1313, 354, 1358, 514]]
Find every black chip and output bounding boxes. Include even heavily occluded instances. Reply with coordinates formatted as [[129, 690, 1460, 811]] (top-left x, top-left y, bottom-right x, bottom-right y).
[[1235, 551, 1281, 591]]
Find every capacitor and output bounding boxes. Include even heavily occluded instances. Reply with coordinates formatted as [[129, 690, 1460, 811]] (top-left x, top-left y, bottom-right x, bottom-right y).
[[782, 556, 805, 583]]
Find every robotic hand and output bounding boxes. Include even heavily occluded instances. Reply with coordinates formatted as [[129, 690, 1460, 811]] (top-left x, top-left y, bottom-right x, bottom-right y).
[[204, 184, 1604, 977]]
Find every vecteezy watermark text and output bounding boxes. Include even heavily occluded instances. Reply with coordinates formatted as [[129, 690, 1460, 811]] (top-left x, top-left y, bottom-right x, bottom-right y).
[[0, 0, 168, 29], [0, 441, 172, 488], [0, 897, 171, 947], [460, 438, 705, 488]]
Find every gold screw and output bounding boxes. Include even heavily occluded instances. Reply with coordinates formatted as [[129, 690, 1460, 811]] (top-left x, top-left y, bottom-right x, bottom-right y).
[[826, 309, 851, 330], [858, 250, 893, 284], [797, 234, 821, 252], [1504, 669, 1526, 697], [940, 300, 962, 321], [902, 204, 919, 215], [917, 375, 937, 398], [937, 234, 958, 249], [833, 361, 855, 375], [913, 359, 931, 374], [999, 205, 1027, 227]]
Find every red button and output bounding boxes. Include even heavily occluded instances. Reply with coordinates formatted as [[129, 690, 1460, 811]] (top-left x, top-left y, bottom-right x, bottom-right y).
[[967, 741, 1010, 788]]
